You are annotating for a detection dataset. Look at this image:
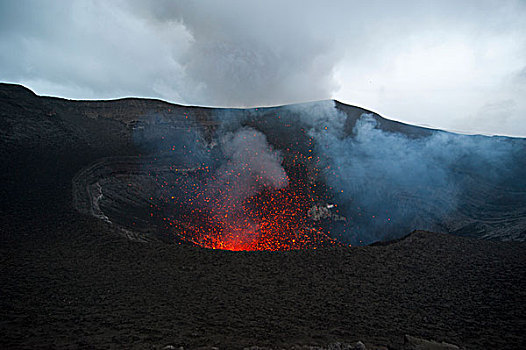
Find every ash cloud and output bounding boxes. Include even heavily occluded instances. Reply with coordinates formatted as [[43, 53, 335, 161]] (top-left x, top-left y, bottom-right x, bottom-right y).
[[136, 116, 288, 245], [126, 0, 341, 107], [293, 102, 524, 244], [218, 127, 288, 195], [135, 116, 288, 204], [134, 101, 524, 246], [203, 127, 288, 246], [208, 127, 288, 219]]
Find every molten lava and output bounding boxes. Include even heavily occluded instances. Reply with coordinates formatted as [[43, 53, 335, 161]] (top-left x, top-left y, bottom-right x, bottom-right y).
[[172, 183, 337, 251], [151, 153, 340, 251]]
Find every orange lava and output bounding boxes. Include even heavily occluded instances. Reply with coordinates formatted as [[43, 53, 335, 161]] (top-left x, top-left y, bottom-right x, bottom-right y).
[[182, 185, 336, 251], [170, 184, 338, 251], [155, 158, 340, 251]]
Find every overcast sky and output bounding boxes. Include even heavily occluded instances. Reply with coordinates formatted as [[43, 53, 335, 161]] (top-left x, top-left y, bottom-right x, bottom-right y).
[[1, 0, 525, 136]]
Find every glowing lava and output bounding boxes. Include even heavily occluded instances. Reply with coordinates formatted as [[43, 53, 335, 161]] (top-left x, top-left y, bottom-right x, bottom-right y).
[[151, 155, 340, 251], [145, 125, 343, 251], [176, 184, 337, 251]]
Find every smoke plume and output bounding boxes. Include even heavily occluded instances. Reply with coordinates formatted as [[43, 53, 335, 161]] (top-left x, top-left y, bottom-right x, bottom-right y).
[[134, 101, 525, 246], [295, 102, 524, 244]]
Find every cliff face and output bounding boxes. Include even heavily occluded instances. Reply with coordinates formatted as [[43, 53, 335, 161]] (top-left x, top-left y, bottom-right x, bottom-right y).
[[1, 83, 525, 245]]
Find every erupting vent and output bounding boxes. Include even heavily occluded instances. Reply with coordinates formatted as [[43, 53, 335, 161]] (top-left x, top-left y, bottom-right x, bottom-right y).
[[73, 117, 349, 251], [154, 171, 339, 251], [149, 151, 342, 251], [72, 101, 526, 248]]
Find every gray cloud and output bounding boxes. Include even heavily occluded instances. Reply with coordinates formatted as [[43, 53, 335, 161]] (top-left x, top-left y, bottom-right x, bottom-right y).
[[126, 0, 343, 106], [1, 0, 525, 135]]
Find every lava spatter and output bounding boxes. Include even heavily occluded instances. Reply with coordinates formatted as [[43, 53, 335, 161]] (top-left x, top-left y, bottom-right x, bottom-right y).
[[150, 151, 340, 251]]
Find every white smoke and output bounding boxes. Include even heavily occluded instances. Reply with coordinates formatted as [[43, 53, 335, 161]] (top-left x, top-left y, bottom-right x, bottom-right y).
[[287, 102, 523, 244], [214, 127, 288, 208]]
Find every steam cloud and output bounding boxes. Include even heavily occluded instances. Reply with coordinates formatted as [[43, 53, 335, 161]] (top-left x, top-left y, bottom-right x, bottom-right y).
[[296, 102, 524, 244], [217, 127, 289, 202], [208, 128, 289, 246], [136, 118, 289, 246], [136, 101, 525, 246], [200, 127, 288, 220]]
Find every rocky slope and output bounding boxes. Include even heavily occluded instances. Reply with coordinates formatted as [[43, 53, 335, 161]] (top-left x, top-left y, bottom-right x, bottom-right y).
[[1, 83, 525, 349]]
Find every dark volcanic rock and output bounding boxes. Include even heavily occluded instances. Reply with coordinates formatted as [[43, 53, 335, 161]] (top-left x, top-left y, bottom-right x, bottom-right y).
[[401, 335, 459, 349], [1, 83, 526, 349]]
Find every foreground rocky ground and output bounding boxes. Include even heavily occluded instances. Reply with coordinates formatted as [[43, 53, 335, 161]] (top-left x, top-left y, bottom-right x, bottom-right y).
[[2, 195, 525, 349], [1, 84, 525, 349]]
